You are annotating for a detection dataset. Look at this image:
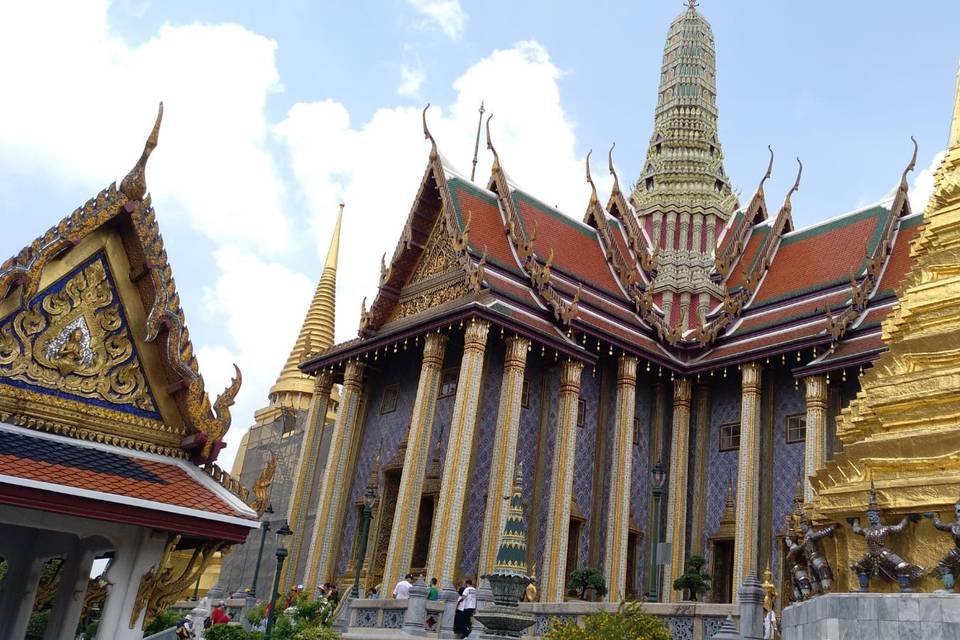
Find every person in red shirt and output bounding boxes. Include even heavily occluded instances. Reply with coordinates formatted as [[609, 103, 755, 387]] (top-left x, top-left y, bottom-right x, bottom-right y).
[[210, 603, 231, 625]]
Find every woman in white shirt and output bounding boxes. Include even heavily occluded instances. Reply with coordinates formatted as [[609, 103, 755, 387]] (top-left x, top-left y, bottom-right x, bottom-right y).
[[453, 579, 477, 638]]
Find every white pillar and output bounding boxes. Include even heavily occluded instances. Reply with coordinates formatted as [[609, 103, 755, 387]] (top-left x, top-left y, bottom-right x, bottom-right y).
[[44, 539, 97, 640], [95, 529, 168, 640], [0, 531, 42, 640]]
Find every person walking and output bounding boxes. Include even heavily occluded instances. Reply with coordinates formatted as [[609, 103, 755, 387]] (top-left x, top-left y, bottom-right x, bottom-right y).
[[453, 579, 477, 638], [393, 573, 413, 599]]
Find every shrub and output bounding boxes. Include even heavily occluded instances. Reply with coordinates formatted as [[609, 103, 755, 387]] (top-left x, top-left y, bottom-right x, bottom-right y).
[[544, 602, 670, 640], [567, 568, 608, 600], [144, 609, 183, 635], [672, 555, 711, 601], [25, 610, 51, 640], [246, 601, 267, 627], [204, 624, 262, 640], [293, 625, 339, 640]]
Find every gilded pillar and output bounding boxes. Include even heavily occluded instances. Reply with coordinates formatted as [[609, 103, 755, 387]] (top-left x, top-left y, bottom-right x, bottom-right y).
[[540, 359, 584, 602], [733, 362, 762, 595], [381, 333, 448, 592], [803, 375, 827, 502], [689, 384, 712, 555], [282, 370, 334, 590], [663, 377, 692, 602], [603, 356, 637, 601], [304, 360, 365, 590], [426, 319, 490, 586], [478, 335, 530, 576]]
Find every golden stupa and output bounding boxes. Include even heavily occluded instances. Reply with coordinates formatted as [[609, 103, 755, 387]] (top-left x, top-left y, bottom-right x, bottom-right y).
[[809, 63, 960, 592]]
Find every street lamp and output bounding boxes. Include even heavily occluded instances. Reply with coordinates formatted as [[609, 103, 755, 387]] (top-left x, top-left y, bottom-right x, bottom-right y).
[[251, 504, 274, 598], [351, 486, 378, 598], [648, 460, 667, 602], [264, 521, 293, 640]]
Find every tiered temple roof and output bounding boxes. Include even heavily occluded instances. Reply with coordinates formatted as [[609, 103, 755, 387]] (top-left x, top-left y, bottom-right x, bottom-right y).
[[301, 4, 923, 384]]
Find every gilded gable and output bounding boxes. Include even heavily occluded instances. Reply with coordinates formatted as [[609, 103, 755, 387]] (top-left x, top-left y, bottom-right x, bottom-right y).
[[0, 251, 159, 418]]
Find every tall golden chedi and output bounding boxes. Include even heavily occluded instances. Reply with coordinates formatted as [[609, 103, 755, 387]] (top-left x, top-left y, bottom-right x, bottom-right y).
[[810, 64, 960, 592], [216, 204, 344, 597]]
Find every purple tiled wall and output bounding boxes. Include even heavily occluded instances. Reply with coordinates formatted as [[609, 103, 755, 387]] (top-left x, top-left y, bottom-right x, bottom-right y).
[[769, 368, 805, 578], [703, 375, 741, 554], [572, 365, 600, 570]]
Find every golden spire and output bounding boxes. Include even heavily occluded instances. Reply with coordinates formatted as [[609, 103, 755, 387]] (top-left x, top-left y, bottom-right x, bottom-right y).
[[950, 60, 960, 151], [263, 203, 344, 412]]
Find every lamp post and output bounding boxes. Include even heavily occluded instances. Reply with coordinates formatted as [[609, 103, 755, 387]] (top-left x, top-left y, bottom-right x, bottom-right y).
[[251, 503, 274, 598], [648, 461, 667, 602], [351, 486, 378, 598], [264, 521, 293, 640]]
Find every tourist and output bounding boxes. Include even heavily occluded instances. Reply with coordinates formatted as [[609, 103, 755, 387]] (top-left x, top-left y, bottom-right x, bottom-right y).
[[368, 586, 379, 599], [453, 579, 477, 638], [328, 584, 340, 605], [393, 573, 413, 599], [174, 616, 193, 639], [210, 602, 231, 625], [427, 577, 439, 601]]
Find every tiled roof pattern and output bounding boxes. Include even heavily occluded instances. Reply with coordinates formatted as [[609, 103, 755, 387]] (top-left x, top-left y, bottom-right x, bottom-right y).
[[448, 179, 522, 276], [875, 215, 923, 296], [726, 225, 769, 290], [511, 190, 625, 299], [731, 290, 850, 337], [699, 320, 827, 362], [818, 332, 885, 364], [751, 205, 890, 307], [0, 430, 244, 517]]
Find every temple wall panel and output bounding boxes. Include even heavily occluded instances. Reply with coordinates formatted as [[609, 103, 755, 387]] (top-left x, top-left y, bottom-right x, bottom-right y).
[[595, 361, 619, 572], [572, 365, 601, 569], [685, 386, 701, 558], [516, 356, 547, 574], [630, 378, 653, 591], [535, 366, 560, 576], [459, 343, 505, 579], [770, 368, 805, 579], [703, 376, 741, 552]]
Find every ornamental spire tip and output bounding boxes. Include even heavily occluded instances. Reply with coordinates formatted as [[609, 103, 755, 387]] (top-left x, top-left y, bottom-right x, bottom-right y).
[[120, 102, 163, 201]]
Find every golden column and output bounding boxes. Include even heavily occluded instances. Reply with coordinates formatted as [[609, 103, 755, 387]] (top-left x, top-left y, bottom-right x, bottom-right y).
[[733, 362, 762, 596], [304, 359, 365, 590], [381, 333, 448, 592], [426, 319, 491, 587], [803, 375, 827, 502], [540, 359, 585, 602], [662, 377, 692, 602], [689, 384, 712, 555], [603, 356, 638, 601], [478, 335, 531, 576], [282, 370, 334, 589]]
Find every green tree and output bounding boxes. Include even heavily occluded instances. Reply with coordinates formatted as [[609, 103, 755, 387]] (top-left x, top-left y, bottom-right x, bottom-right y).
[[567, 568, 608, 600], [672, 555, 711, 601], [144, 609, 182, 635], [544, 602, 670, 640]]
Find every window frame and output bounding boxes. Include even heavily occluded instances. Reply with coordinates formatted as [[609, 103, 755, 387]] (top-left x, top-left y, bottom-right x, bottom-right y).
[[439, 367, 459, 399], [379, 384, 400, 415], [576, 399, 586, 428], [520, 379, 530, 409], [785, 413, 806, 445], [718, 422, 741, 452]]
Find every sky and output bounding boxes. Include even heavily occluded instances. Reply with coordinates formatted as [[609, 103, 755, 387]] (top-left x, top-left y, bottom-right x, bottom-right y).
[[1, 0, 957, 470]]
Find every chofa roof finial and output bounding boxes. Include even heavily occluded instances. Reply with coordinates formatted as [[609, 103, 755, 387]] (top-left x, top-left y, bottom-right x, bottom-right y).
[[900, 136, 919, 190], [422, 103, 438, 161], [782, 156, 802, 213], [608, 142, 622, 196], [120, 102, 163, 201], [585, 150, 598, 206], [486, 113, 501, 173]]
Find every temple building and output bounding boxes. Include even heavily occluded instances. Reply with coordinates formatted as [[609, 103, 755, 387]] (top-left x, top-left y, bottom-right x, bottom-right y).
[[216, 206, 344, 599], [0, 106, 262, 638], [291, 1, 933, 607]]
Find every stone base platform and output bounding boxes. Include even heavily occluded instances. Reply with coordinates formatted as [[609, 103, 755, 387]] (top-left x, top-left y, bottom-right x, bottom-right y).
[[781, 592, 960, 640]]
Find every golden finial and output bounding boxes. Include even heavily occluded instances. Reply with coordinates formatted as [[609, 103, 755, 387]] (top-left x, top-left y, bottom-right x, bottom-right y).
[[898, 136, 919, 195], [585, 150, 599, 206], [758, 145, 774, 193], [781, 157, 802, 214], [687, 0, 698, 9], [120, 102, 163, 201], [423, 103, 438, 161], [608, 142, 621, 196], [485, 113, 501, 173], [471, 100, 486, 182]]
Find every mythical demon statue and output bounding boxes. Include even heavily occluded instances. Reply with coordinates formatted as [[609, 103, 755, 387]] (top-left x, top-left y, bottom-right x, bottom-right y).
[[782, 483, 837, 601], [925, 500, 960, 591], [848, 481, 923, 592]]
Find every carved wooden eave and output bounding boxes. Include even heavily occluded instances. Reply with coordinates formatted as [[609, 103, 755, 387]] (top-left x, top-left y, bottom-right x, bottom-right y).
[[361, 107, 486, 336], [485, 115, 579, 327], [0, 103, 241, 473]]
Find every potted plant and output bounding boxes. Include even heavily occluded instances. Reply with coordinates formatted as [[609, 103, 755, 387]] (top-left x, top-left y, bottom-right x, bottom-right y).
[[672, 555, 711, 602], [567, 568, 608, 601]]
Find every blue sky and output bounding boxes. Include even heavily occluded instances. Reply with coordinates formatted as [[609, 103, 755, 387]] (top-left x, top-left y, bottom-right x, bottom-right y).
[[1, 0, 957, 467]]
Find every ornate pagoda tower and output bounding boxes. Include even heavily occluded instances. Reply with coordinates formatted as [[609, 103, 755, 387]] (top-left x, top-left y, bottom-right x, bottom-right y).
[[632, 0, 738, 330], [217, 204, 344, 597], [809, 64, 960, 592]]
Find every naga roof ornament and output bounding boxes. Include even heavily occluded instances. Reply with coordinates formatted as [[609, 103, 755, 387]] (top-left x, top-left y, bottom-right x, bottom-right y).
[[121, 102, 163, 202]]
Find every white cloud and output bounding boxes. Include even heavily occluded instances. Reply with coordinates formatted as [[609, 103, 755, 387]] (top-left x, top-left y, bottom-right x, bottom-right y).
[[909, 150, 946, 214], [0, 0, 291, 253], [199, 247, 317, 468], [398, 63, 427, 98], [407, 0, 467, 39], [275, 40, 600, 345]]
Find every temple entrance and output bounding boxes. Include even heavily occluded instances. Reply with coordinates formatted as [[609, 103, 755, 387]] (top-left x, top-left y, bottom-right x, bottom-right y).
[[565, 517, 583, 592], [410, 496, 435, 575], [626, 530, 641, 599], [711, 540, 734, 603]]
